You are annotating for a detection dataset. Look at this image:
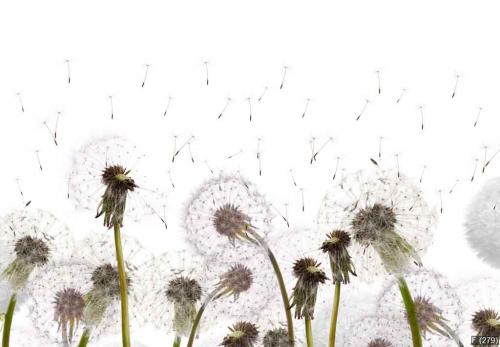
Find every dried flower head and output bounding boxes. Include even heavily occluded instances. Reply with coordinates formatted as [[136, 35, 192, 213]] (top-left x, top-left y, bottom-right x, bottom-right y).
[[344, 315, 410, 346], [457, 278, 500, 343], [0, 209, 73, 290], [216, 264, 253, 300], [262, 328, 289, 347], [69, 136, 165, 227], [464, 178, 500, 268], [320, 230, 356, 284], [184, 174, 274, 264], [28, 262, 95, 345], [220, 321, 259, 347], [317, 169, 435, 281], [290, 257, 327, 319], [91, 263, 131, 298], [377, 269, 463, 346], [166, 276, 203, 304]]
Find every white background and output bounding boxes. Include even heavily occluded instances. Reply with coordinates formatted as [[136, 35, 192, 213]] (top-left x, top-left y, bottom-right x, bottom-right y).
[[1, 0, 500, 346]]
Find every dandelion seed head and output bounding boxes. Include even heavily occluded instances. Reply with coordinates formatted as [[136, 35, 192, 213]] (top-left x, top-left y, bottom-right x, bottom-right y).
[[213, 204, 251, 241], [367, 338, 393, 347], [413, 296, 444, 334], [262, 328, 289, 347], [53, 287, 85, 328], [464, 177, 500, 268], [218, 264, 253, 299], [344, 315, 410, 346], [317, 169, 435, 281], [14, 236, 50, 266], [221, 321, 259, 347], [292, 257, 327, 285], [165, 276, 202, 304], [472, 309, 500, 336], [91, 263, 130, 298]]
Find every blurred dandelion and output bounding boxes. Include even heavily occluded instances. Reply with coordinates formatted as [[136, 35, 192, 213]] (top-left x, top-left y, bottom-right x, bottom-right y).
[[343, 315, 411, 347], [0, 209, 73, 347], [464, 178, 500, 269], [377, 269, 464, 347]]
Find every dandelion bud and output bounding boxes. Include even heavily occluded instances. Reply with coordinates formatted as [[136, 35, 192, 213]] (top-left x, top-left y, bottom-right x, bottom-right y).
[[320, 230, 356, 284], [472, 309, 500, 337], [216, 264, 253, 300], [220, 321, 259, 347], [96, 165, 138, 228], [290, 257, 327, 319], [165, 276, 202, 336], [262, 328, 289, 347]]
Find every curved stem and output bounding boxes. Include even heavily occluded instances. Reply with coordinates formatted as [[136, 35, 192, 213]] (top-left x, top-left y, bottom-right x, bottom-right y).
[[114, 223, 131, 347], [249, 231, 295, 346], [2, 293, 16, 347], [186, 290, 218, 347], [305, 317, 314, 347], [398, 277, 423, 347], [173, 334, 181, 347], [328, 282, 341, 347], [77, 328, 91, 347]]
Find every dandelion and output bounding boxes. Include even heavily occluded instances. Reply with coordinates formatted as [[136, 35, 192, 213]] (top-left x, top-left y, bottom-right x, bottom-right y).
[[73, 234, 150, 347], [457, 278, 500, 346], [343, 315, 411, 347], [320, 230, 356, 347], [185, 174, 296, 344], [186, 262, 266, 347], [317, 169, 436, 347], [377, 269, 464, 346], [28, 262, 95, 346], [290, 257, 327, 346], [0, 209, 73, 347], [220, 321, 259, 347], [464, 178, 500, 269], [262, 328, 289, 347]]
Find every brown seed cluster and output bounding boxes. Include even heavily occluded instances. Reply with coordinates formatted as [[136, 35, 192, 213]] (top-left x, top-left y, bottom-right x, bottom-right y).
[[412, 296, 443, 335], [220, 321, 259, 347], [291, 257, 327, 319], [53, 287, 85, 326], [262, 328, 290, 347], [101, 165, 138, 193], [320, 230, 356, 284], [165, 276, 202, 304], [91, 263, 131, 297], [351, 203, 397, 245], [218, 264, 253, 299], [472, 308, 500, 337], [213, 204, 251, 242], [367, 338, 394, 347], [292, 258, 328, 285], [14, 235, 50, 266]]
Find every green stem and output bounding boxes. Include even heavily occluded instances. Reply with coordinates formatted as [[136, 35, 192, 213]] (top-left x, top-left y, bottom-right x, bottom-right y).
[[305, 317, 314, 347], [77, 328, 91, 347], [173, 335, 181, 347], [2, 293, 16, 347], [328, 282, 341, 347], [186, 290, 218, 347], [249, 231, 295, 346], [114, 223, 131, 347], [398, 277, 422, 347]]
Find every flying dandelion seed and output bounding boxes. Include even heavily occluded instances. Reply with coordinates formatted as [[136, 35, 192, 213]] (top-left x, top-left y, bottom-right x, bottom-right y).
[[378, 137, 384, 160], [258, 86, 268, 102], [356, 99, 370, 121], [418, 105, 424, 131], [54, 111, 62, 140], [419, 165, 426, 184], [227, 149, 243, 160], [173, 136, 195, 162], [289, 169, 298, 187], [257, 138, 262, 176], [16, 92, 24, 113], [203, 61, 209, 86], [108, 96, 114, 120], [168, 170, 175, 189], [65, 59, 71, 84], [141, 64, 150, 88], [15, 178, 31, 207], [396, 88, 407, 103], [474, 107, 483, 127], [280, 66, 288, 89], [272, 203, 290, 228], [163, 96, 173, 117], [302, 98, 311, 118], [247, 97, 253, 122], [395, 154, 400, 178], [470, 158, 479, 182], [375, 70, 381, 94], [451, 74, 460, 98], [218, 98, 231, 119], [449, 179, 459, 194], [35, 150, 42, 171], [204, 161, 214, 175], [311, 137, 334, 163], [482, 149, 500, 174], [332, 157, 341, 181], [42, 121, 58, 146]]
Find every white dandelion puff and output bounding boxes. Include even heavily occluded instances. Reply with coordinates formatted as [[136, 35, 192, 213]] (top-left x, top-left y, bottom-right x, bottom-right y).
[[344, 315, 411, 347]]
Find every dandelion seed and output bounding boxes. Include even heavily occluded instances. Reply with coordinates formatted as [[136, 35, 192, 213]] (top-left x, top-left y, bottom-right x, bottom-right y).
[[108, 96, 114, 120], [204, 160, 214, 175], [272, 203, 290, 228], [54, 111, 62, 140], [35, 150, 42, 171], [247, 97, 253, 122], [65, 59, 71, 84], [171, 136, 178, 163], [396, 88, 406, 104], [438, 189, 443, 214], [258, 86, 268, 102], [218, 98, 231, 119], [378, 269, 464, 347], [395, 154, 400, 178], [356, 99, 370, 121], [188, 141, 195, 163], [312, 137, 333, 163], [163, 96, 173, 117], [173, 136, 195, 161], [168, 170, 175, 189], [15, 178, 31, 207], [474, 107, 483, 127], [16, 92, 24, 113], [42, 121, 58, 146], [419, 165, 426, 184], [375, 70, 381, 94], [309, 137, 316, 164], [418, 105, 424, 131], [483, 149, 500, 174], [451, 74, 460, 98], [203, 61, 209, 86], [449, 179, 459, 194], [370, 158, 379, 167], [289, 169, 298, 187], [299, 187, 305, 212], [301, 98, 311, 118], [141, 64, 150, 88], [280, 66, 288, 89], [378, 137, 384, 160], [67, 177, 71, 199], [257, 138, 262, 176], [470, 158, 479, 182], [227, 149, 243, 160], [332, 157, 341, 181]]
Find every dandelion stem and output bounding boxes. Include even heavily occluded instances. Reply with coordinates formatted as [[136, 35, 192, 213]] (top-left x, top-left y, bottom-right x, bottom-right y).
[[2, 293, 16, 347], [114, 223, 131, 347], [328, 282, 341, 347], [77, 328, 91, 347], [173, 335, 181, 347], [305, 317, 314, 347], [186, 290, 218, 347], [398, 277, 422, 347]]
